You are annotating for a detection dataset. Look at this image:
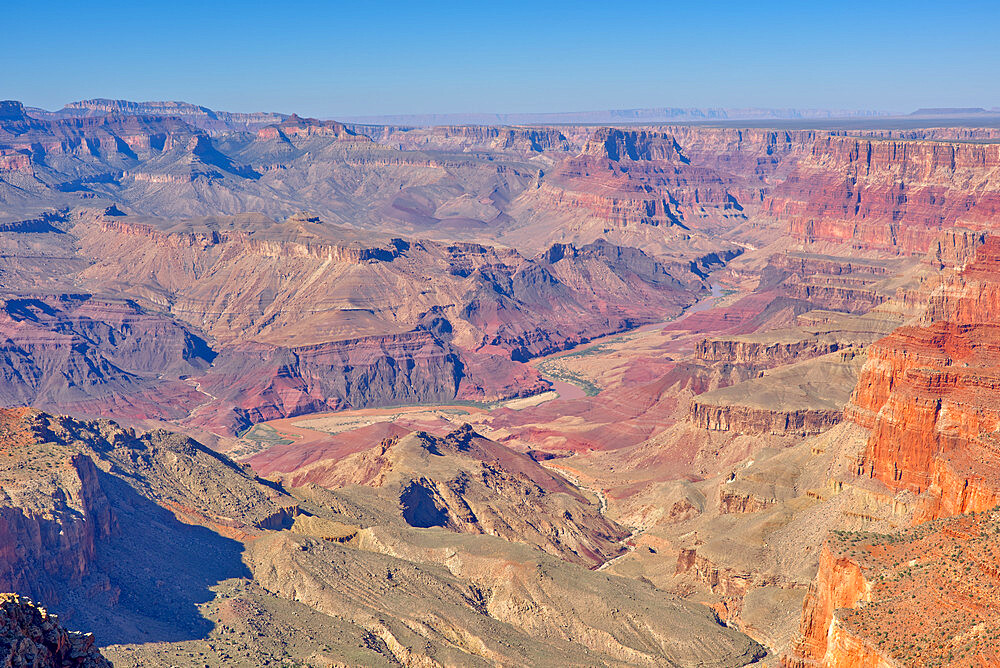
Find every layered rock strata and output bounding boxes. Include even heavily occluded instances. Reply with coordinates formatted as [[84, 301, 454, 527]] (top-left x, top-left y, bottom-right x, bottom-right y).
[[850, 237, 1000, 521]]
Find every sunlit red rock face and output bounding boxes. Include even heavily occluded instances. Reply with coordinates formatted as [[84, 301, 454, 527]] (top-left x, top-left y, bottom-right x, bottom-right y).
[[850, 237, 1000, 521], [782, 544, 879, 668], [769, 135, 1000, 254], [784, 512, 1000, 667]]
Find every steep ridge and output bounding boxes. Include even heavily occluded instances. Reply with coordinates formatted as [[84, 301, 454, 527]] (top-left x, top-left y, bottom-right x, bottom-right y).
[[73, 212, 703, 351], [269, 424, 629, 566], [0, 294, 211, 419], [189, 331, 540, 435], [850, 236, 1000, 521]]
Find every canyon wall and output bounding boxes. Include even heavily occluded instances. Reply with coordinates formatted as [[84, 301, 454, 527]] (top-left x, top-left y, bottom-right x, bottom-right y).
[[782, 544, 875, 667], [850, 237, 1000, 521], [690, 402, 842, 436], [769, 135, 1000, 254], [0, 409, 115, 606]]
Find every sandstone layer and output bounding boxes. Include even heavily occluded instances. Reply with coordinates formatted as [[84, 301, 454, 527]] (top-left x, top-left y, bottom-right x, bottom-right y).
[[850, 237, 1000, 521]]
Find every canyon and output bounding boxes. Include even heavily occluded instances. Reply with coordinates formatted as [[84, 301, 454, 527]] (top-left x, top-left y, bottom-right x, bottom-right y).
[[2, 97, 1000, 665]]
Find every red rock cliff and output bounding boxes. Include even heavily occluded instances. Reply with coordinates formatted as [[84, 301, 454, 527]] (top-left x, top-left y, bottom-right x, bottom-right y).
[[850, 237, 1000, 521], [782, 543, 878, 667], [769, 135, 1000, 254], [786, 512, 1000, 666]]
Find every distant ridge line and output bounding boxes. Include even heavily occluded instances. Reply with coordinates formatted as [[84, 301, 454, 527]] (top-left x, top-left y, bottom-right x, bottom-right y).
[[335, 107, 892, 127]]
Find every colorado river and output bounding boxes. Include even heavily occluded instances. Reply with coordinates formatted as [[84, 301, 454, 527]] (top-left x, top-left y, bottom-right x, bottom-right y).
[[529, 282, 725, 398]]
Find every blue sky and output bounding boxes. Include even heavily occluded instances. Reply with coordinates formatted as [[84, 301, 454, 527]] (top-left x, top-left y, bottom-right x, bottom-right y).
[[4, 0, 998, 116]]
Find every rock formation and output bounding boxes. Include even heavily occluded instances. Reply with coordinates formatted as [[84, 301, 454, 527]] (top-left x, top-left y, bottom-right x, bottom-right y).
[[769, 135, 1000, 254], [0, 593, 111, 667], [850, 237, 1000, 521], [268, 424, 630, 567]]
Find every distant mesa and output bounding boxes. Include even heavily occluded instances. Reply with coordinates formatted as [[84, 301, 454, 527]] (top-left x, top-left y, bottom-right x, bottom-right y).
[[25, 98, 289, 133], [0, 100, 28, 121], [909, 107, 990, 116]]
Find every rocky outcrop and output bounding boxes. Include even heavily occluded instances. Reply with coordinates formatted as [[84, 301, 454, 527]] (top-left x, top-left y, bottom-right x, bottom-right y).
[[718, 487, 777, 514], [691, 401, 842, 436], [0, 409, 114, 605], [257, 114, 371, 142], [923, 227, 988, 269], [762, 252, 895, 279], [689, 350, 862, 436], [0, 407, 301, 645], [695, 338, 842, 367], [532, 181, 686, 229], [781, 283, 887, 314], [0, 408, 298, 605], [0, 593, 111, 667], [782, 544, 871, 667], [582, 127, 686, 162], [0, 150, 32, 173], [271, 425, 628, 567], [675, 549, 786, 600]]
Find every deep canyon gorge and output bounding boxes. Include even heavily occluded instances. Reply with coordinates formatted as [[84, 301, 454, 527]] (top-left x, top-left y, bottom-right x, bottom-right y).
[[3, 96, 1000, 666]]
